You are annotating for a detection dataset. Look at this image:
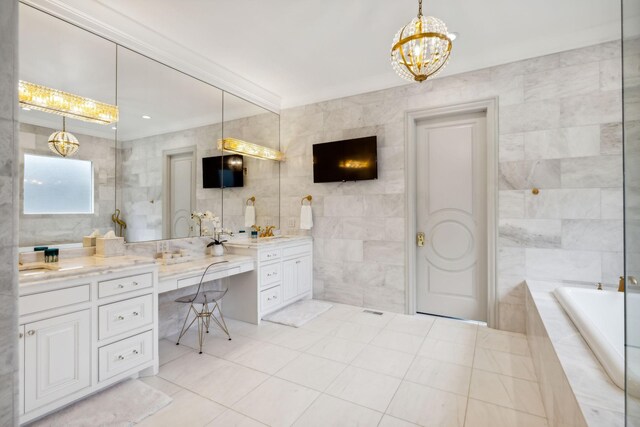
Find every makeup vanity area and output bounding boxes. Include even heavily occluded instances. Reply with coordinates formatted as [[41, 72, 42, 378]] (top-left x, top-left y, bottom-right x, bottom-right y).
[[16, 5, 309, 424]]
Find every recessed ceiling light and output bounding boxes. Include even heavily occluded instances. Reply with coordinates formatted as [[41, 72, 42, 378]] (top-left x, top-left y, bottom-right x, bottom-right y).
[[448, 32, 459, 41], [142, 115, 151, 119], [111, 126, 117, 130]]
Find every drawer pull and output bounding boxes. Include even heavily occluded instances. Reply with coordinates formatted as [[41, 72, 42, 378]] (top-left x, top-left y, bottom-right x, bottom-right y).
[[132, 312, 139, 316], [118, 284, 124, 289], [133, 350, 139, 355], [118, 355, 125, 360], [19, 332, 23, 339], [117, 315, 125, 321], [132, 282, 138, 286], [27, 330, 35, 336], [296, 260, 301, 264]]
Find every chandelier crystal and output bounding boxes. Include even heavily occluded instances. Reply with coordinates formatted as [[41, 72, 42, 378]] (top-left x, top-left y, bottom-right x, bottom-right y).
[[390, 0, 452, 82], [48, 117, 80, 158]]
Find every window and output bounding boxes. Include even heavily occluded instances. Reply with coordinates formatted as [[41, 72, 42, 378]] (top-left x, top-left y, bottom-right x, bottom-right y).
[[24, 154, 94, 214]]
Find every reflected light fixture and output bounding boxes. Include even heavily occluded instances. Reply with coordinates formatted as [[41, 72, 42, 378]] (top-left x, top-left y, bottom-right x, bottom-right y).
[[48, 117, 79, 158], [18, 80, 119, 124], [390, 0, 453, 83], [217, 138, 285, 161]]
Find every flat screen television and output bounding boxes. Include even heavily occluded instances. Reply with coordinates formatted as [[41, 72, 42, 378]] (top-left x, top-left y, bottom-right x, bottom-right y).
[[202, 155, 244, 188], [313, 136, 378, 183]]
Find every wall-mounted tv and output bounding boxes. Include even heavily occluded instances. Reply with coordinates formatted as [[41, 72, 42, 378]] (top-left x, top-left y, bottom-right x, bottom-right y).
[[313, 136, 378, 183], [202, 155, 244, 188]]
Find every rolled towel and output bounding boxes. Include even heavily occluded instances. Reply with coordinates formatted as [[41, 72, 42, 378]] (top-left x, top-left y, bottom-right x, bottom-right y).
[[300, 205, 313, 230], [245, 205, 256, 227]]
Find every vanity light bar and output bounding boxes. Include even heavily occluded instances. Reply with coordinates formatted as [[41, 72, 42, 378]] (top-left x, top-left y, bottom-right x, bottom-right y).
[[18, 80, 119, 125], [217, 137, 284, 161]]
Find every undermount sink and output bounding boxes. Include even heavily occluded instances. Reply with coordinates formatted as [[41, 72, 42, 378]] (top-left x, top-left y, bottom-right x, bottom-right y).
[[18, 262, 60, 272]]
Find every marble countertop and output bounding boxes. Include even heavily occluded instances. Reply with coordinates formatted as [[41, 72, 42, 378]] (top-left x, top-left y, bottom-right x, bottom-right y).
[[19, 255, 157, 286], [526, 280, 626, 427], [158, 254, 254, 282], [224, 235, 312, 249]]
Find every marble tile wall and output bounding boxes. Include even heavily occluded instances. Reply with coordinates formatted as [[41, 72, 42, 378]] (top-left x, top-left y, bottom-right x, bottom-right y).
[[18, 124, 116, 246], [0, 1, 19, 425], [280, 41, 623, 332]]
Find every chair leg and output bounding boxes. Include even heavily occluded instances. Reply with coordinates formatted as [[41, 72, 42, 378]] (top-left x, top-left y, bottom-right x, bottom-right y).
[[176, 304, 198, 345], [209, 300, 232, 341]]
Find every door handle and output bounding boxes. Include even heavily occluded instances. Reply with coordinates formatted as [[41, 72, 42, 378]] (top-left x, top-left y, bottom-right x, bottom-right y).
[[417, 232, 425, 247], [630, 276, 638, 286]]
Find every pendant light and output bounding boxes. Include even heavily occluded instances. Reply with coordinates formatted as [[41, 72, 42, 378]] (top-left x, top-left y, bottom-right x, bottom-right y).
[[48, 117, 79, 157], [390, 0, 453, 82]]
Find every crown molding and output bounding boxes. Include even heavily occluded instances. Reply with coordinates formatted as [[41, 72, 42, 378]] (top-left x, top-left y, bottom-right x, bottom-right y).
[[21, 0, 282, 113]]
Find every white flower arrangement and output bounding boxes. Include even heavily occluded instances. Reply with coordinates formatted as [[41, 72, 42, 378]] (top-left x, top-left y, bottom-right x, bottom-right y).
[[191, 210, 220, 237]]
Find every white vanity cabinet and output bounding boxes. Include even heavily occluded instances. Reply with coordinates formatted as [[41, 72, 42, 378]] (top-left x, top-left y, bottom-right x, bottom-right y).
[[18, 263, 159, 425], [224, 237, 313, 323]]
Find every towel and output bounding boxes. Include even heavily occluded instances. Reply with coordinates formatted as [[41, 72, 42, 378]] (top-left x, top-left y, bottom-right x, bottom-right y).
[[245, 205, 256, 227], [300, 205, 313, 230]]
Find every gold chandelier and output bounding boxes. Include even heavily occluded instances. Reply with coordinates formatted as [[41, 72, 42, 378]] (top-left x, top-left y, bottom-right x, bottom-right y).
[[390, 0, 453, 82], [48, 117, 80, 157], [218, 138, 285, 161], [19, 80, 119, 124]]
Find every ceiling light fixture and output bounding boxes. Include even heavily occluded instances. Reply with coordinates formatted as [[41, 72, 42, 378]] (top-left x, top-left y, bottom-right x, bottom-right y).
[[48, 117, 79, 158], [390, 0, 453, 83], [218, 138, 284, 162], [18, 80, 118, 124], [142, 115, 151, 119]]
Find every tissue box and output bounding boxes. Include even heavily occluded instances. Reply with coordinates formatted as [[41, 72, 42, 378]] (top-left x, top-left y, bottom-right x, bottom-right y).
[[95, 237, 125, 257], [83, 236, 97, 247]]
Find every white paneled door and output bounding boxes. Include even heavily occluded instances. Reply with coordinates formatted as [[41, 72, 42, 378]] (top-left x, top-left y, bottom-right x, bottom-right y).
[[168, 151, 195, 238], [415, 113, 487, 321]]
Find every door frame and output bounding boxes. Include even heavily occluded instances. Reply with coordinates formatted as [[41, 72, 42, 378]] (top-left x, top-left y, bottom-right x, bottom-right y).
[[405, 98, 498, 328], [162, 146, 197, 239]]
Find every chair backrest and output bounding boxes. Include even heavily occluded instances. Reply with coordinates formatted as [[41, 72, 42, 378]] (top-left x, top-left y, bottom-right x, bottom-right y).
[[187, 260, 230, 303]]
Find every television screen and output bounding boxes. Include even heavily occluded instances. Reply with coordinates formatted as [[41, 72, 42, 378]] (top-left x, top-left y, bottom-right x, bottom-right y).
[[313, 136, 378, 183], [202, 155, 244, 188]]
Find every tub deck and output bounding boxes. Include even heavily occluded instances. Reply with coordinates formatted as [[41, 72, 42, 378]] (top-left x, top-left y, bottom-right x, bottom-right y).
[[525, 280, 626, 427]]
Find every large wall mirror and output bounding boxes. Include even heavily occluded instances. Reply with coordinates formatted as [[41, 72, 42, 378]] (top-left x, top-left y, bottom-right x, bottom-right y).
[[115, 47, 224, 243], [18, 4, 117, 247], [17, 4, 281, 248]]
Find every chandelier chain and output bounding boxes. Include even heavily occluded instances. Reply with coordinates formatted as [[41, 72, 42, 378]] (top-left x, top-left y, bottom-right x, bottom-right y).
[[418, 0, 423, 17]]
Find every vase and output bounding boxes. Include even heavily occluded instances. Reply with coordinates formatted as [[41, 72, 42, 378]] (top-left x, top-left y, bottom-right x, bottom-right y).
[[211, 244, 224, 257]]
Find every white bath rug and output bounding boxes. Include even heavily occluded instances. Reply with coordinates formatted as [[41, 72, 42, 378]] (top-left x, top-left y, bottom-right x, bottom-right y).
[[29, 379, 172, 427], [263, 299, 333, 327]]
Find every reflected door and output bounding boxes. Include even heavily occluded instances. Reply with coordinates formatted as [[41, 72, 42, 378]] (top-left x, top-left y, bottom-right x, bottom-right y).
[[416, 113, 487, 321], [166, 150, 195, 238]]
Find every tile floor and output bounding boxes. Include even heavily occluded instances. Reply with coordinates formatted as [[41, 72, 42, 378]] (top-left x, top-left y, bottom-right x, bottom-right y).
[[137, 301, 548, 427]]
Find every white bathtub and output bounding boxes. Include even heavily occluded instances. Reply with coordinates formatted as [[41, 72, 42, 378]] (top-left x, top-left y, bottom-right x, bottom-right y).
[[554, 287, 624, 389]]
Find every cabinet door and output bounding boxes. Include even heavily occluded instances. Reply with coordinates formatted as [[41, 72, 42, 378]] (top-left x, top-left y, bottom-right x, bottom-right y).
[[24, 310, 91, 412], [282, 259, 298, 301], [296, 255, 312, 295], [19, 325, 24, 416]]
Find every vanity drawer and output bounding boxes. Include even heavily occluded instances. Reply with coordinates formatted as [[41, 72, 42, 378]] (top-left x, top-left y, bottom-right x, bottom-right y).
[[259, 248, 282, 263], [98, 294, 153, 340], [20, 284, 90, 316], [98, 330, 153, 382], [99, 273, 153, 298], [283, 243, 312, 259], [260, 263, 281, 287], [177, 266, 240, 289], [260, 285, 282, 312]]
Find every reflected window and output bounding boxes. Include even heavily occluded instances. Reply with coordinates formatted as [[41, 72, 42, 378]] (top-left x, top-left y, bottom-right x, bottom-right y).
[[24, 154, 93, 214]]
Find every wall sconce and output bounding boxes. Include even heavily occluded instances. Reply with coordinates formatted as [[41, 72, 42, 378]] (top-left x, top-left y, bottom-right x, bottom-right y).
[[19, 80, 119, 125], [218, 138, 284, 162]]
